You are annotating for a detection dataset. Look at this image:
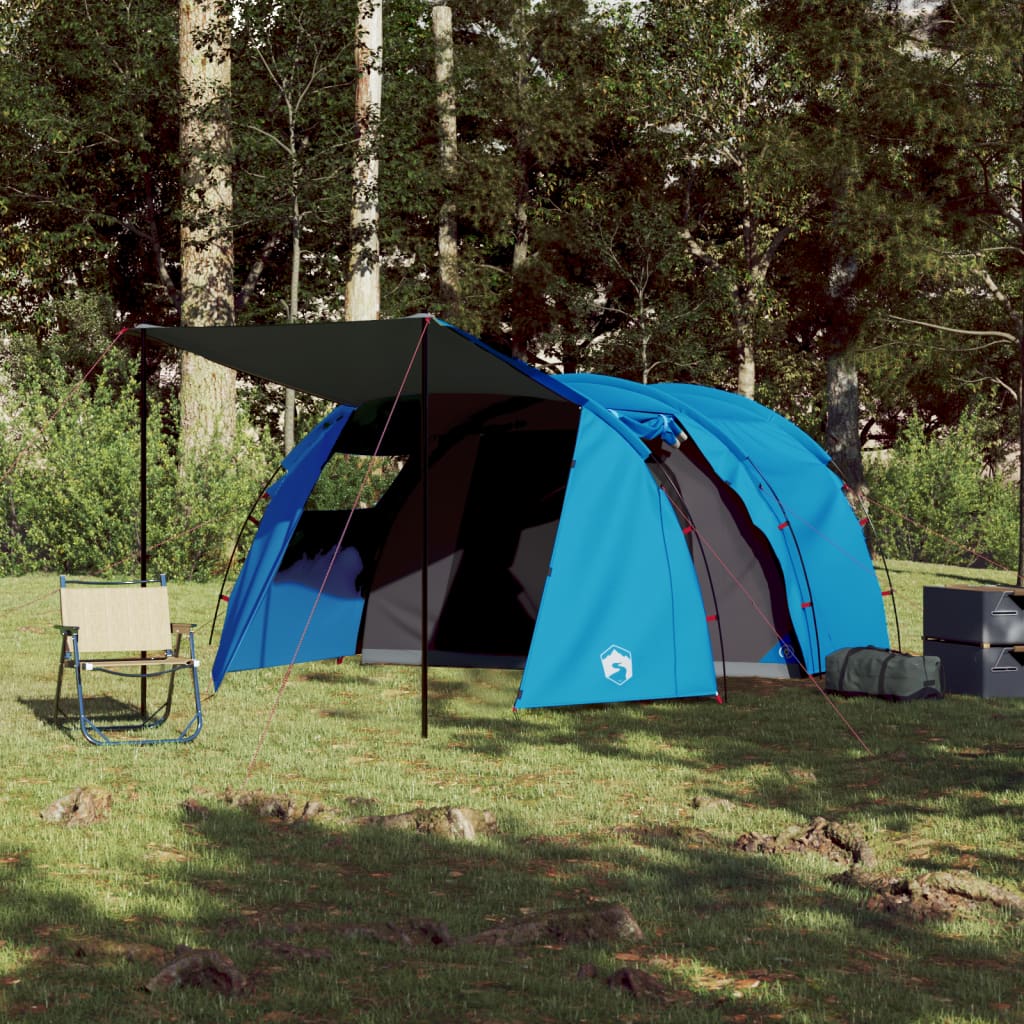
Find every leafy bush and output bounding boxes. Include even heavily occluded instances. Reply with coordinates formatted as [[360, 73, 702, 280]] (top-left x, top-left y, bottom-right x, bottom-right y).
[[307, 452, 402, 512], [864, 414, 1018, 569], [0, 370, 272, 581]]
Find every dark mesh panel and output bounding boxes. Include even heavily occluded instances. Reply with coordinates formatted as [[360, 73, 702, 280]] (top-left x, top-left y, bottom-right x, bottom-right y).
[[652, 442, 799, 673]]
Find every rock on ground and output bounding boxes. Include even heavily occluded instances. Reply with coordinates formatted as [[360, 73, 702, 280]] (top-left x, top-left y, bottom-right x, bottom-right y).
[[354, 805, 497, 841], [837, 867, 1024, 921], [144, 948, 247, 995], [40, 787, 112, 826]]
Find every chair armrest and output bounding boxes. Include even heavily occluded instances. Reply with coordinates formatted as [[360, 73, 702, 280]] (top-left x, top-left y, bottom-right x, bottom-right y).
[[170, 622, 196, 635], [57, 624, 80, 635]]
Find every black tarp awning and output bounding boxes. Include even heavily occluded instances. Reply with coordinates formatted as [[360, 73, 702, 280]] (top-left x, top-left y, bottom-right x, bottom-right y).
[[136, 316, 564, 406]]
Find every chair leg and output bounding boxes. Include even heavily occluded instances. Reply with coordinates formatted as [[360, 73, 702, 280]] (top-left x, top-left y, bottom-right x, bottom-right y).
[[54, 655, 65, 723], [73, 665, 104, 745]]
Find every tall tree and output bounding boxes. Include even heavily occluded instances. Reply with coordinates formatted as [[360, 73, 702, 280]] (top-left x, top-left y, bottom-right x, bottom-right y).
[[629, 0, 819, 398], [0, 0, 180, 333], [432, 3, 460, 317], [345, 0, 382, 321], [759, 0, 938, 487], [179, 0, 236, 458], [897, 0, 1024, 578], [449, 0, 612, 355], [231, 0, 357, 449]]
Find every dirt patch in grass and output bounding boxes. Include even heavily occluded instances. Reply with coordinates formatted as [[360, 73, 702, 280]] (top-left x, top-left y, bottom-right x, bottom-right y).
[[735, 816, 1024, 922], [209, 790, 498, 840], [463, 902, 643, 947], [837, 867, 1024, 921], [736, 816, 876, 866], [338, 918, 455, 947]]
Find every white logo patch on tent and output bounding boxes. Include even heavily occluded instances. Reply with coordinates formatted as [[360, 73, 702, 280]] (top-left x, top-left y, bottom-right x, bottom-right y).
[[601, 644, 633, 685]]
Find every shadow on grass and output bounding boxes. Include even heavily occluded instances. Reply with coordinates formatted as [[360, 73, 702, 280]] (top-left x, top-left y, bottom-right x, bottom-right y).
[[4, 790, 1022, 1023], [20, 695, 154, 733], [19, 690, 193, 746]]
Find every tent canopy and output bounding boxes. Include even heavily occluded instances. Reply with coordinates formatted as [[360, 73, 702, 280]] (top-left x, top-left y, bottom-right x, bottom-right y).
[[139, 317, 572, 407]]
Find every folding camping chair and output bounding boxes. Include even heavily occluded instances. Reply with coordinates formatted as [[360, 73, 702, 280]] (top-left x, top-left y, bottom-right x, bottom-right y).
[[54, 575, 203, 745]]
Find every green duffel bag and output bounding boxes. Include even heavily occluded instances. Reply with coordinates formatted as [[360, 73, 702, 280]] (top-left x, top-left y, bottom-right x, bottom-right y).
[[825, 647, 944, 701]]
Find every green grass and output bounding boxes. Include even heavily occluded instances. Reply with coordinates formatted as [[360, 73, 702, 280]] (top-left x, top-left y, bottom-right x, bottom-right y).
[[2, 563, 1023, 1023]]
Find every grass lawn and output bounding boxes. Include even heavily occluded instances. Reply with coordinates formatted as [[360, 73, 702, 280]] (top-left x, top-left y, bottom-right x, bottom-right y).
[[1, 561, 1023, 1023]]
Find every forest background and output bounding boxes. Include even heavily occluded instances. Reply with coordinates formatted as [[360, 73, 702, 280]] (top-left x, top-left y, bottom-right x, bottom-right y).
[[0, 0, 1021, 584]]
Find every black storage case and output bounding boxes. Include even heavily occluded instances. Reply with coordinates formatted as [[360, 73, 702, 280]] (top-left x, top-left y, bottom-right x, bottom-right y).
[[923, 639, 1024, 698], [923, 585, 1024, 646], [923, 585, 1024, 697]]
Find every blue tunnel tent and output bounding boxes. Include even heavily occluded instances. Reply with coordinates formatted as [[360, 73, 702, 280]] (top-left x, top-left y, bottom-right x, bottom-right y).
[[139, 316, 889, 715]]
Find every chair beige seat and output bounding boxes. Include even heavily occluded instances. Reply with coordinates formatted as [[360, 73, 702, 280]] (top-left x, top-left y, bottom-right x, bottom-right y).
[[55, 575, 203, 745]]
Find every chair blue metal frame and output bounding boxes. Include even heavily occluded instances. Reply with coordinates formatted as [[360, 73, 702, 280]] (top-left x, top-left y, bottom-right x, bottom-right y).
[[55, 575, 203, 745]]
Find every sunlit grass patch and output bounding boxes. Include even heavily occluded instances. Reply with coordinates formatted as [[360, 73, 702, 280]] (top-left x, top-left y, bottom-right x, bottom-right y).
[[2, 570, 1024, 1022]]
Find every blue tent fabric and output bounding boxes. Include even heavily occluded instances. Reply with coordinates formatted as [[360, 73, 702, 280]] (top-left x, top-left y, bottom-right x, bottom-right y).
[[559, 375, 888, 673], [516, 408, 717, 708], [654, 384, 887, 670], [212, 405, 362, 685]]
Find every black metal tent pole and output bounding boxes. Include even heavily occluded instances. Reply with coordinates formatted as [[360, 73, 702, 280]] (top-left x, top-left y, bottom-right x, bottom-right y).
[[139, 328, 149, 583], [139, 328, 149, 717], [420, 322, 430, 738]]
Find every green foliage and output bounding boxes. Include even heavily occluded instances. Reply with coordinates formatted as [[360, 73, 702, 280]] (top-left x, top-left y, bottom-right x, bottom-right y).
[[1, 291, 137, 399], [146, 419, 273, 582], [865, 415, 1018, 569], [0, 0, 180, 327], [306, 453, 402, 512], [2, 0, 1023, 523], [0, 369, 271, 581], [229, 0, 358, 325]]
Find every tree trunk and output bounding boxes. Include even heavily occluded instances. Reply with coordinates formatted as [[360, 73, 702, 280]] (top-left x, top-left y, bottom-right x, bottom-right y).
[[284, 186, 301, 453], [823, 254, 865, 497], [826, 347, 865, 494], [179, 0, 236, 459], [1017, 332, 1024, 586], [733, 294, 756, 398], [733, 265, 764, 400], [736, 338, 756, 399], [433, 5, 460, 317], [345, 0, 382, 322], [513, 200, 529, 272]]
